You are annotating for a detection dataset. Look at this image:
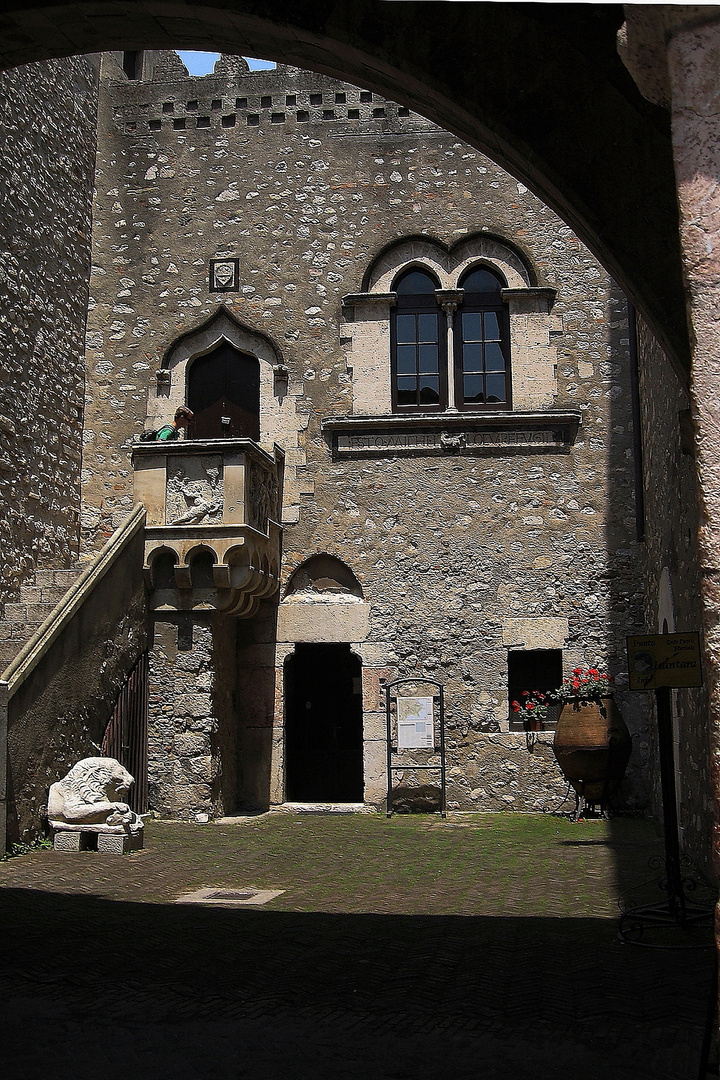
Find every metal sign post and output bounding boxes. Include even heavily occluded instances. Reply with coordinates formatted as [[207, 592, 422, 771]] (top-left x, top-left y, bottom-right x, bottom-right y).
[[620, 632, 713, 945], [385, 679, 446, 818]]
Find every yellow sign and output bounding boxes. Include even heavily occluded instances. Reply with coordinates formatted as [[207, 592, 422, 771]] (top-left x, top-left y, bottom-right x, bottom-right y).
[[626, 632, 703, 690]]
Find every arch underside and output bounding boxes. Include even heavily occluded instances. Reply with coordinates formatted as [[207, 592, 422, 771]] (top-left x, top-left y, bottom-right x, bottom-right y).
[[0, 1, 687, 373]]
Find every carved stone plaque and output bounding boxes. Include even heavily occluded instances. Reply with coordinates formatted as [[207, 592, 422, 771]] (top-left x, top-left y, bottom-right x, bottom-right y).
[[209, 258, 239, 292], [166, 455, 224, 525]]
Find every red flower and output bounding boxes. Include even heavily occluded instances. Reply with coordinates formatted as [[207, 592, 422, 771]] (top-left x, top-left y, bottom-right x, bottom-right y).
[[522, 690, 529, 697], [526, 701, 535, 710], [511, 701, 520, 712], [572, 668, 583, 675]]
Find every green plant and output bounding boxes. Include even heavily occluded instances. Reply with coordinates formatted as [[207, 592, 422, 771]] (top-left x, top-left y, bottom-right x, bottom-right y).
[[1, 836, 53, 861], [510, 688, 550, 727], [552, 667, 614, 705]]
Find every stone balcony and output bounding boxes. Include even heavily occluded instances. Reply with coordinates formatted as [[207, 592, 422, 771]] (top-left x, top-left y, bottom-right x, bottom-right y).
[[132, 439, 284, 617]]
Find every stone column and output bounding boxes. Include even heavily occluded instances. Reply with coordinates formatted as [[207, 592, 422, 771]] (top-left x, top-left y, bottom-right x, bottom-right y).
[[666, 17, 720, 878], [436, 290, 463, 413]]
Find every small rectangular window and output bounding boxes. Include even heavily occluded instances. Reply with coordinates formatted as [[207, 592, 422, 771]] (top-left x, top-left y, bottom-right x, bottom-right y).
[[310, 93, 323, 106], [186, 100, 198, 111], [348, 109, 360, 120], [173, 118, 186, 129], [196, 116, 210, 128], [221, 114, 236, 127], [162, 102, 174, 113], [247, 114, 260, 126], [508, 650, 563, 730], [335, 92, 346, 104], [261, 95, 272, 108], [271, 113, 286, 124], [148, 119, 162, 130], [297, 110, 310, 123], [236, 97, 248, 109], [373, 108, 386, 119], [360, 91, 372, 102], [323, 109, 335, 121], [398, 106, 410, 117], [286, 94, 297, 106], [211, 99, 222, 110]]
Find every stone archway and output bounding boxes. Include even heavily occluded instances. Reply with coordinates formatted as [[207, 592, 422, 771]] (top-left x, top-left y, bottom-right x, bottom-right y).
[[0, 0, 688, 370]]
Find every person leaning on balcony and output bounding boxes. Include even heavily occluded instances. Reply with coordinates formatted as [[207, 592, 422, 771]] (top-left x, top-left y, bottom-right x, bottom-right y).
[[156, 406, 194, 441]]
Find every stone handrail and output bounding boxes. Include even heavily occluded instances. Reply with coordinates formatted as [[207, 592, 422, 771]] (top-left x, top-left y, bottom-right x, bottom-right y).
[[1, 504, 146, 693], [0, 505, 146, 847]]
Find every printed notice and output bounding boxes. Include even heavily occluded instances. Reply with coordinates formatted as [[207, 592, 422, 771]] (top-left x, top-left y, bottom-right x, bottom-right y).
[[397, 696, 435, 748], [626, 632, 703, 690]]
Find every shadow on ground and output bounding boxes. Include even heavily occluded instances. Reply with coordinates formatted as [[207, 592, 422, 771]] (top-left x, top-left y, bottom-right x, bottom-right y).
[[0, 886, 714, 1080]]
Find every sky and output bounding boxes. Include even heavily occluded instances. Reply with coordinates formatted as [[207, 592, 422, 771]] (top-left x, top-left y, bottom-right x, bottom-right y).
[[176, 52, 275, 75]]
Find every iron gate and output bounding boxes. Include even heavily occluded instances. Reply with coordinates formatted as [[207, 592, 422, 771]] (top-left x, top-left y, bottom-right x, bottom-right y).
[[101, 652, 149, 814]]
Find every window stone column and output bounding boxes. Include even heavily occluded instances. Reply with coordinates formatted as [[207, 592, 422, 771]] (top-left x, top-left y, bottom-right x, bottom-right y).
[[436, 289, 463, 412]]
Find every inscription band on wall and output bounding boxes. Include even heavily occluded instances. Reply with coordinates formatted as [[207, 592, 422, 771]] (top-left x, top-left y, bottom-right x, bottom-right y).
[[335, 429, 562, 455]]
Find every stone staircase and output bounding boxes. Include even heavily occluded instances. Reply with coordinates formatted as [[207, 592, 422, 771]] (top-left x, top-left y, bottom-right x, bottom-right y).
[[0, 569, 80, 675]]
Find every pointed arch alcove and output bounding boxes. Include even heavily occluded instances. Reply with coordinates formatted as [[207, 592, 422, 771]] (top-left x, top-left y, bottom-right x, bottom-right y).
[[149, 306, 285, 444]]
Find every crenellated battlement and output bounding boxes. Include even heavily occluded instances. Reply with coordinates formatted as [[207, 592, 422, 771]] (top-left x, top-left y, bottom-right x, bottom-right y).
[[103, 50, 431, 137]]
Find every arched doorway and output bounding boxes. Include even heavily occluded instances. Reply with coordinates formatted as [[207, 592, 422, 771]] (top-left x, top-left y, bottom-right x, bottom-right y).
[[187, 342, 260, 440], [284, 643, 364, 803]]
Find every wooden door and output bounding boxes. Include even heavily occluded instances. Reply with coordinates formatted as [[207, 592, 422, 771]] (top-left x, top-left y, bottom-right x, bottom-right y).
[[187, 343, 260, 440]]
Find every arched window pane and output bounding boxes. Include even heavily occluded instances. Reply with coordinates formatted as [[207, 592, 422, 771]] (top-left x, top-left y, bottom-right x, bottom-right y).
[[461, 267, 505, 294], [395, 269, 438, 294], [391, 267, 444, 410]]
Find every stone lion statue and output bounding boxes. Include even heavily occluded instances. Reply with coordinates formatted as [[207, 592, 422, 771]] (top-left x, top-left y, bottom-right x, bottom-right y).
[[48, 757, 143, 830]]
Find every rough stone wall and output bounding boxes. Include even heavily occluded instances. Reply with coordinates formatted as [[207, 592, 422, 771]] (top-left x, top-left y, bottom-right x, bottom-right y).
[[84, 53, 651, 814], [148, 614, 237, 820], [6, 523, 147, 842], [0, 56, 98, 602], [635, 314, 711, 869]]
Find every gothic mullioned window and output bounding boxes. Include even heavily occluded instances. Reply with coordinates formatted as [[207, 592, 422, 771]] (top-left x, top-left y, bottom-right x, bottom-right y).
[[341, 235, 558, 419], [390, 263, 511, 414], [391, 268, 446, 411], [454, 266, 511, 410]]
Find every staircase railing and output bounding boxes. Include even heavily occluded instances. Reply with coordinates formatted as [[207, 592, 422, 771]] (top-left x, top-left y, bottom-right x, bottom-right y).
[[0, 505, 147, 847]]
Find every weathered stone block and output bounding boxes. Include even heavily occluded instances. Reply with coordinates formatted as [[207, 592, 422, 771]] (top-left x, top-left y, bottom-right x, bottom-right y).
[[97, 830, 143, 854]]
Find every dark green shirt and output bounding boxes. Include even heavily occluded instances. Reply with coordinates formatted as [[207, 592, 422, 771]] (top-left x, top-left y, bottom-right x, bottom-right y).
[[156, 424, 178, 441]]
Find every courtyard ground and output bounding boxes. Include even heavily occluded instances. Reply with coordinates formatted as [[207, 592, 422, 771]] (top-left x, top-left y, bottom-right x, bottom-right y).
[[0, 812, 716, 1080]]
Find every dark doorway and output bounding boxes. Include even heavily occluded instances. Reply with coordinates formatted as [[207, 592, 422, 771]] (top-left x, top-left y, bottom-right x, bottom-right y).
[[187, 342, 260, 440], [285, 643, 364, 802]]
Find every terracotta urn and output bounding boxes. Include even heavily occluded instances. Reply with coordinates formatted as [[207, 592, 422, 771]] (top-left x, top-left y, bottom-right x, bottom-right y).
[[552, 697, 632, 808]]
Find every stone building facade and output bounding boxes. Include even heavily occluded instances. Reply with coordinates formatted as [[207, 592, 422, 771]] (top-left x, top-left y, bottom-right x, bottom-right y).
[[0, 55, 99, 598], [76, 51, 655, 820]]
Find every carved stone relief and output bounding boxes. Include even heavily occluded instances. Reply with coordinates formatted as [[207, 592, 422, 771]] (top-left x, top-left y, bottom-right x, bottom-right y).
[[166, 455, 223, 525], [248, 458, 278, 532]]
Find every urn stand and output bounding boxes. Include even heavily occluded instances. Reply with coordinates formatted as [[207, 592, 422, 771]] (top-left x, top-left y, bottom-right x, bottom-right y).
[[552, 697, 632, 819]]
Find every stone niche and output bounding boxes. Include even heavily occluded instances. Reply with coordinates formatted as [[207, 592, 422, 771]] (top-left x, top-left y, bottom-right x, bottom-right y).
[[277, 554, 370, 643]]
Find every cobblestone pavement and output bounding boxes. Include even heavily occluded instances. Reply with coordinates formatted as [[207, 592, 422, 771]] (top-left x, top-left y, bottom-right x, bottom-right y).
[[0, 813, 716, 1080]]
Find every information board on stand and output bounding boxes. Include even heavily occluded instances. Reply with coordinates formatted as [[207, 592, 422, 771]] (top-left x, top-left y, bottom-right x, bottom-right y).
[[385, 679, 446, 818]]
